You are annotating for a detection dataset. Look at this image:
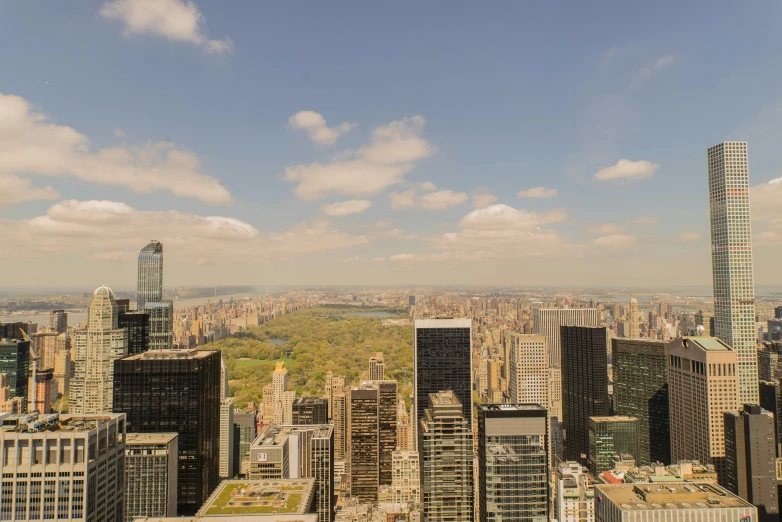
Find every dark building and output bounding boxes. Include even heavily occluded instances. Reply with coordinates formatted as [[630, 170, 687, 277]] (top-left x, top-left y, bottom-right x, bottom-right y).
[[759, 342, 782, 382], [49, 310, 67, 334], [0, 322, 33, 340], [113, 349, 221, 516], [408, 295, 416, 306], [0, 339, 31, 405], [760, 381, 782, 457], [588, 416, 640, 474], [292, 397, 328, 425], [232, 410, 256, 477], [561, 325, 608, 463], [478, 404, 548, 522], [724, 405, 779, 522], [776, 306, 782, 320], [612, 338, 670, 465], [115, 299, 131, 313], [118, 310, 150, 355], [414, 318, 472, 431]]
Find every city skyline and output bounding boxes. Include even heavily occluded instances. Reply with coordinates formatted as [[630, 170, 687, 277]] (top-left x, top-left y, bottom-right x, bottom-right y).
[[2, 2, 782, 287]]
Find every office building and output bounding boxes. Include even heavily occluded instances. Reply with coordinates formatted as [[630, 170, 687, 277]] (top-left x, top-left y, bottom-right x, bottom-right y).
[[124, 433, 178, 522], [707, 141, 759, 405], [113, 349, 221, 516], [196, 478, 317, 520], [30, 367, 53, 414], [561, 326, 609, 463], [136, 240, 173, 350], [369, 352, 385, 380], [759, 342, 782, 382], [507, 333, 549, 409], [332, 391, 347, 460], [69, 286, 128, 414], [0, 413, 125, 522], [414, 318, 472, 435], [419, 391, 473, 522], [233, 409, 256, 477], [594, 482, 757, 522], [0, 338, 30, 407], [275, 391, 296, 425], [249, 424, 334, 522], [588, 416, 640, 475], [667, 337, 739, 482], [145, 301, 173, 351], [612, 338, 670, 465], [220, 397, 235, 479], [553, 462, 595, 522], [725, 405, 779, 521], [293, 397, 328, 425], [409, 296, 416, 306], [53, 339, 71, 399], [324, 371, 345, 419], [118, 310, 150, 356], [759, 380, 781, 456], [0, 322, 33, 340], [477, 404, 548, 522], [391, 449, 420, 504], [49, 309, 67, 334], [627, 298, 640, 339]]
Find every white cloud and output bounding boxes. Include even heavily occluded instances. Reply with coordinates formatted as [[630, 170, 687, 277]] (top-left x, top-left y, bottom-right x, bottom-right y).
[[418, 190, 468, 210], [632, 55, 675, 85], [472, 193, 497, 209], [0, 174, 59, 205], [420, 181, 437, 191], [389, 253, 416, 262], [586, 223, 627, 235], [593, 234, 637, 248], [100, 0, 234, 55], [630, 216, 658, 224], [593, 159, 659, 181], [679, 232, 703, 241], [113, 128, 126, 139], [284, 115, 433, 200], [389, 189, 417, 210], [458, 204, 568, 230], [320, 199, 372, 216], [288, 111, 355, 145], [0, 93, 232, 204], [517, 186, 558, 199]]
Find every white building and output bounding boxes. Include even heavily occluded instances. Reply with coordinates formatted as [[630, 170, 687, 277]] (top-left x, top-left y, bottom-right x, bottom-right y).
[[553, 462, 595, 522], [391, 450, 420, 504], [219, 397, 235, 479]]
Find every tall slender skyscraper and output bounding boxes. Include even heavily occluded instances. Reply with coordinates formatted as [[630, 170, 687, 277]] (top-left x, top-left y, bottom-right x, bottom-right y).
[[707, 141, 758, 405], [136, 240, 173, 350], [627, 298, 640, 339]]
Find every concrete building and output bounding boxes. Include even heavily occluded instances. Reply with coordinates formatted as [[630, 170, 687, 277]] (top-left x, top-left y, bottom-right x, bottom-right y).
[[553, 461, 595, 522], [369, 352, 385, 381], [233, 409, 256, 476], [759, 342, 782, 382], [627, 298, 640, 339], [588, 417, 640, 475], [324, 371, 345, 419], [248, 424, 334, 522], [0, 412, 126, 522], [30, 367, 53, 414], [219, 397, 235, 479], [707, 141, 759, 405], [724, 405, 779, 521], [70, 286, 128, 414], [53, 338, 71, 399], [124, 432, 178, 522], [612, 339, 670, 465], [49, 309, 67, 334], [419, 391, 473, 522], [391, 449, 420, 504], [477, 404, 548, 522], [594, 482, 757, 521], [293, 397, 328, 425], [396, 400, 412, 451], [759, 380, 781, 456], [666, 337, 739, 482]]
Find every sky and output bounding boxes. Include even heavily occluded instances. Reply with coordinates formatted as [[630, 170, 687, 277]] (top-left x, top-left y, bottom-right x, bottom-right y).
[[2, 1, 782, 289]]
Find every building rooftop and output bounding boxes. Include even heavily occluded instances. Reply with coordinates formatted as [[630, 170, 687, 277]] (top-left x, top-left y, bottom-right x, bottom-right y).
[[252, 424, 334, 448], [479, 404, 546, 412], [595, 482, 753, 511], [414, 318, 471, 328], [125, 432, 178, 445], [0, 413, 123, 434], [590, 416, 638, 423], [122, 349, 217, 361], [198, 479, 315, 517], [685, 337, 731, 352]]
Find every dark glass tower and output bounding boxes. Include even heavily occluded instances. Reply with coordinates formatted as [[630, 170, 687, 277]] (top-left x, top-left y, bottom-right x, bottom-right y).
[[137, 240, 163, 311], [0, 339, 31, 404], [118, 311, 150, 355], [113, 349, 221, 516], [561, 325, 608, 463], [759, 380, 781, 457], [292, 397, 328, 425], [414, 318, 472, 432], [612, 338, 670, 465]]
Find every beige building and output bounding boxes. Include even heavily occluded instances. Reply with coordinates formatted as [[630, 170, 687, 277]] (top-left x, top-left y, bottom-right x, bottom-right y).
[[553, 461, 595, 522], [125, 432, 178, 522], [369, 352, 385, 381], [219, 397, 235, 479], [666, 337, 739, 482], [391, 449, 420, 504]]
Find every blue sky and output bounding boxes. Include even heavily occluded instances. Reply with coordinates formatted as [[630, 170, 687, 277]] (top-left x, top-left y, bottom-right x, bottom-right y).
[[2, 1, 782, 287]]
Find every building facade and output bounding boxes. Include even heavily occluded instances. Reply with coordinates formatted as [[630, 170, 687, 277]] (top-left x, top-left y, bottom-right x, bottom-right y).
[[136, 240, 173, 350], [588, 416, 640, 475], [0, 339, 30, 408], [553, 461, 595, 522], [124, 432, 178, 522], [118, 310, 150, 356], [293, 397, 329, 425], [232, 409, 256, 476], [219, 397, 235, 479], [369, 352, 385, 381], [391, 449, 420, 504]]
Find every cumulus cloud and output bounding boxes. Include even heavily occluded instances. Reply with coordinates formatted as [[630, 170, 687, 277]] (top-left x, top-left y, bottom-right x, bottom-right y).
[[389, 188, 467, 211], [113, 128, 126, 139], [420, 181, 437, 191], [0, 174, 59, 205], [472, 193, 497, 209], [0, 93, 232, 204], [100, 0, 234, 54], [630, 216, 658, 224], [288, 111, 355, 145], [593, 234, 637, 248], [284, 115, 434, 200], [679, 232, 703, 241], [586, 223, 627, 235], [593, 159, 659, 181], [632, 55, 675, 85], [320, 199, 372, 216], [517, 186, 558, 199]]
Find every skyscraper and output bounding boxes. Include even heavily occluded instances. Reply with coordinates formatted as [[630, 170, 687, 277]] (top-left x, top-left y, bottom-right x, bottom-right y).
[[219, 397, 235, 479], [419, 391, 474, 522], [232, 409, 256, 477], [118, 310, 150, 356], [561, 325, 608, 463], [113, 349, 221, 516], [136, 240, 173, 350], [124, 432, 178, 521], [612, 338, 670, 465], [707, 141, 759, 405], [292, 397, 328, 425], [369, 352, 385, 380], [724, 405, 779, 521], [414, 318, 472, 435], [477, 404, 548, 522], [0, 338, 30, 407], [627, 298, 640, 339], [391, 449, 420, 504], [49, 309, 67, 334], [759, 380, 781, 457], [70, 286, 128, 414], [667, 337, 739, 482], [588, 416, 640, 475]]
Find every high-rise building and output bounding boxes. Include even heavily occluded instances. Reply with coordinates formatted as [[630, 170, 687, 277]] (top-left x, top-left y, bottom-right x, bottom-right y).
[[667, 337, 739, 482], [324, 371, 345, 419], [275, 391, 296, 425], [759, 342, 782, 382], [627, 298, 640, 339], [293, 397, 329, 425], [249, 424, 334, 522], [0, 338, 31, 407], [145, 301, 173, 351], [70, 286, 128, 414], [588, 416, 640, 475], [419, 391, 473, 522], [552, 461, 595, 522], [707, 141, 759, 405], [49, 309, 67, 334], [414, 318, 472, 436], [391, 449, 420, 504], [113, 349, 221, 516], [219, 397, 235, 479], [612, 338, 670, 465], [118, 310, 150, 356], [0, 413, 126, 522], [30, 367, 53, 414], [507, 333, 549, 409], [53, 337, 71, 400], [232, 409, 256, 477], [332, 391, 347, 460], [409, 296, 416, 306], [759, 380, 781, 457], [724, 405, 779, 521], [561, 325, 608, 463], [594, 482, 757, 522], [369, 352, 385, 380], [477, 404, 548, 522], [137, 239, 163, 310], [124, 432, 178, 522]]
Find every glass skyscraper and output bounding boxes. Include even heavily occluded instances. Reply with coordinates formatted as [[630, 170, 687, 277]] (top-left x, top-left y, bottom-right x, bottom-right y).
[[136, 240, 173, 349], [707, 141, 758, 405]]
